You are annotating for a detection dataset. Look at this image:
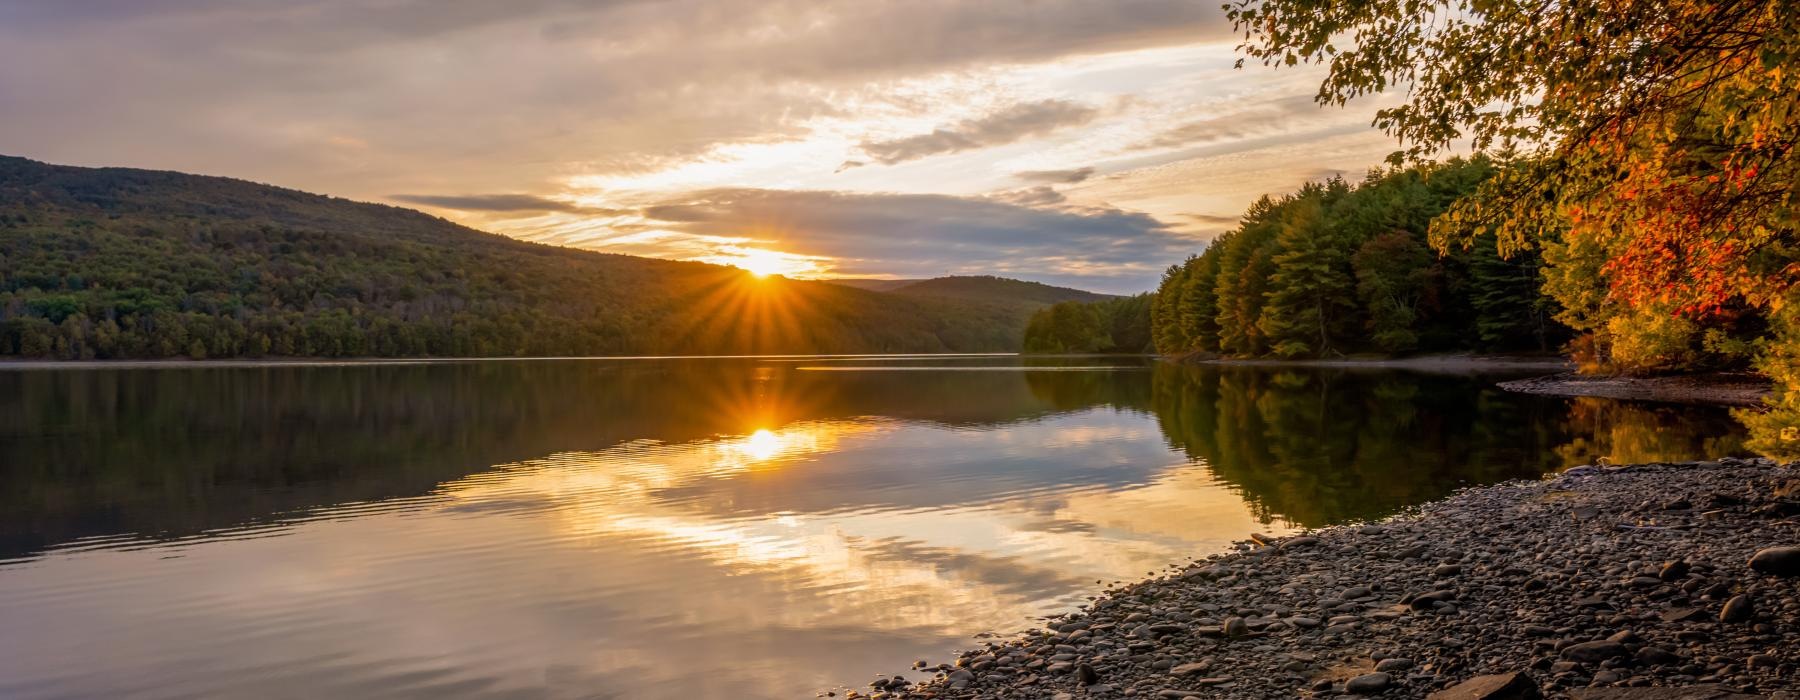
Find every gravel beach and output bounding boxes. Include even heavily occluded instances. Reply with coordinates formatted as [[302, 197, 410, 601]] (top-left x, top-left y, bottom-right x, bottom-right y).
[[852, 458, 1800, 699], [1497, 373, 1771, 407]]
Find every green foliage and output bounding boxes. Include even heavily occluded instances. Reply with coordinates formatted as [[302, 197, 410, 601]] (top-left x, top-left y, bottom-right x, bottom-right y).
[[1258, 189, 1358, 358], [1740, 293, 1800, 459], [1353, 231, 1432, 353], [1022, 294, 1154, 354], [0, 156, 1062, 359], [1150, 159, 1570, 358]]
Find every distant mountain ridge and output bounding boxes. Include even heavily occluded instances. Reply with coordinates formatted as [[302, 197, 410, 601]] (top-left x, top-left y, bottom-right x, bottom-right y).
[[0, 155, 1104, 359], [828, 276, 1115, 304]]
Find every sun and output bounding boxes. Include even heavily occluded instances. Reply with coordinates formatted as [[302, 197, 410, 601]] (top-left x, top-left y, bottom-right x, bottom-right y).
[[741, 428, 783, 460], [697, 244, 830, 278], [735, 248, 789, 278]]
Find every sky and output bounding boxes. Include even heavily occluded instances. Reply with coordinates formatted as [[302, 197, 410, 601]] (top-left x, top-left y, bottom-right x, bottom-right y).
[[0, 0, 1407, 294]]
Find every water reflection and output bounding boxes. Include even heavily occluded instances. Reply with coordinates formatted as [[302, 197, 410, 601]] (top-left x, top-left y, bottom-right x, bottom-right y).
[[1143, 365, 1747, 525], [0, 358, 1749, 699]]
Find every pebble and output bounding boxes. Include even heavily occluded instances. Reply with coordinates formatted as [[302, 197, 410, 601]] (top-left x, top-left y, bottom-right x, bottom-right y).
[[1750, 546, 1800, 576], [1346, 672, 1392, 694], [1561, 641, 1628, 663], [1169, 662, 1209, 676], [1719, 594, 1755, 623]]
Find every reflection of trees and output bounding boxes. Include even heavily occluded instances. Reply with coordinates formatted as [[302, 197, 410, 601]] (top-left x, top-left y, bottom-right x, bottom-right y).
[[0, 362, 1147, 557], [1148, 364, 1749, 528], [1555, 397, 1749, 466], [1021, 367, 1154, 414]]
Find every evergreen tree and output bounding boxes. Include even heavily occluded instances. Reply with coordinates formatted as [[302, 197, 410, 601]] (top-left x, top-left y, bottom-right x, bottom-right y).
[[1257, 193, 1358, 358], [1352, 231, 1434, 354]]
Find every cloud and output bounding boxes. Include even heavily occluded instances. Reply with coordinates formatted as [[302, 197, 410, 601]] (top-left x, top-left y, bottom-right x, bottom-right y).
[[1131, 94, 1324, 151], [1014, 166, 1096, 184], [637, 188, 1186, 293], [854, 100, 1101, 166], [988, 186, 1068, 207], [0, 1, 1231, 193], [390, 193, 592, 213], [1181, 212, 1240, 226]]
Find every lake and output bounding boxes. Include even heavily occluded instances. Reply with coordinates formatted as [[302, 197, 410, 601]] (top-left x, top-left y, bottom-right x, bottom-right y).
[[0, 356, 1751, 699]]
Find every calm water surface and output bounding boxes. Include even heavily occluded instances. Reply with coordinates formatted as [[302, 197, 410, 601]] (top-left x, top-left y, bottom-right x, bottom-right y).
[[0, 356, 1750, 699]]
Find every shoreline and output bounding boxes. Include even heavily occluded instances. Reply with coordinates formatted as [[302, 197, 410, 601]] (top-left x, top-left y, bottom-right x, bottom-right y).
[[1175, 353, 1575, 375], [1170, 353, 1773, 407], [1499, 373, 1772, 408], [873, 459, 1800, 699]]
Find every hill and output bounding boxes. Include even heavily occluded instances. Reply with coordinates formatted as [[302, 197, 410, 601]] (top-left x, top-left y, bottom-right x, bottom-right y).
[[825, 278, 922, 293], [829, 275, 1115, 304], [889, 275, 1117, 304], [0, 156, 1057, 358]]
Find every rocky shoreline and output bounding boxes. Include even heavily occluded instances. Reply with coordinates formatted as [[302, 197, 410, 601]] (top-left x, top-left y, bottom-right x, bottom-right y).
[[1497, 373, 1771, 407], [853, 459, 1800, 699], [1176, 353, 1576, 376]]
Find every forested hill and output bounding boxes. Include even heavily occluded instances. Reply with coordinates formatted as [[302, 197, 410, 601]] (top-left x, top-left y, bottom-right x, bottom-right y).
[[890, 276, 1116, 304], [0, 156, 1052, 359], [829, 275, 1115, 305]]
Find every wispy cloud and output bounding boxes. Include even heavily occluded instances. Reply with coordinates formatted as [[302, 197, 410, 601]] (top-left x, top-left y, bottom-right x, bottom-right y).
[[390, 193, 617, 214], [1129, 95, 1323, 151], [853, 100, 1100, 167], [1181, 212, 1240, 227], [1014, 166, 1096, 184], [988, 186, 1069, 207]]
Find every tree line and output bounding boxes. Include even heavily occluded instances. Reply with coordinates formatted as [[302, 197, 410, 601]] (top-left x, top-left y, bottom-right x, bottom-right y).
[[1147, 158, 1566, 359], [1020, 294, 1152, 354]]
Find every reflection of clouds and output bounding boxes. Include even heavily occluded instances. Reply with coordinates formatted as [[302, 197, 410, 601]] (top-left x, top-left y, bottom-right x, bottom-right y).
[[465, 414, 1288, 625]]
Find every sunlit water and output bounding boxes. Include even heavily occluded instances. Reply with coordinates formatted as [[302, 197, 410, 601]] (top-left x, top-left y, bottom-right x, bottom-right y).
[[0, 356, 1750, 698]]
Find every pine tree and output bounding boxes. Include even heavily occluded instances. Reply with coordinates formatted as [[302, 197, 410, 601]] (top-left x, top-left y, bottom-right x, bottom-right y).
[[1257, 195, 1358, 358]]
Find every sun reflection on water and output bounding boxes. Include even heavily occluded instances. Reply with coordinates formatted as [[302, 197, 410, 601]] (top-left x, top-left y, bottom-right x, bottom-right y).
[[737, 428, 785, 461]]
